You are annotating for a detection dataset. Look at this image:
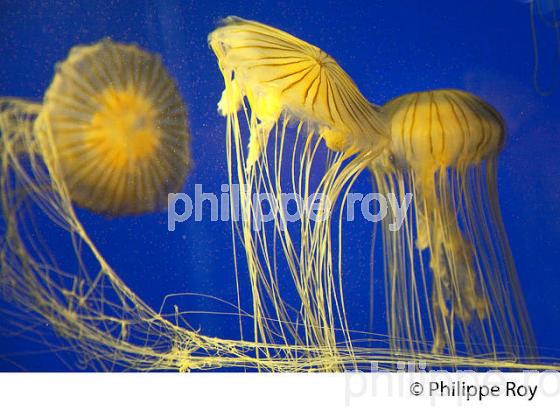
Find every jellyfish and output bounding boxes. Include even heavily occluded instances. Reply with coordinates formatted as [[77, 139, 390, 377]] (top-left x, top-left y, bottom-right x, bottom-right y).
[[28, 39, 192, 216], [523, 0, 560, 95], [369, 89, 536, 359], [0, 39, 213, 371], [209, 17, 388, 360]]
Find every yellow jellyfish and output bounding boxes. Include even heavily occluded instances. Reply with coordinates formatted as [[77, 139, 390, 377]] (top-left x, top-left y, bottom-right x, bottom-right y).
[[209, 17, 388, 363], [29, 39, 192, 216], [370, 89, 536, 360], [0, 39, 221, 371]]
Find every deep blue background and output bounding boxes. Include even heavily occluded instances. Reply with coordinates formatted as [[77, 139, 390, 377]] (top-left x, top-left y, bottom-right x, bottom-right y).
[[1, 0, 559, 370]]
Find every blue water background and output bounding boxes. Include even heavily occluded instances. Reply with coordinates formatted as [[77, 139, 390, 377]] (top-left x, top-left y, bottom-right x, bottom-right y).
[[0, 0, 559, 370]]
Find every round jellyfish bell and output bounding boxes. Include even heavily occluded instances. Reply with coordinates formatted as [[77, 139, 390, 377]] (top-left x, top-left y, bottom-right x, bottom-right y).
[[209, 16, 388, 165], [35, 39, 192, 216]]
